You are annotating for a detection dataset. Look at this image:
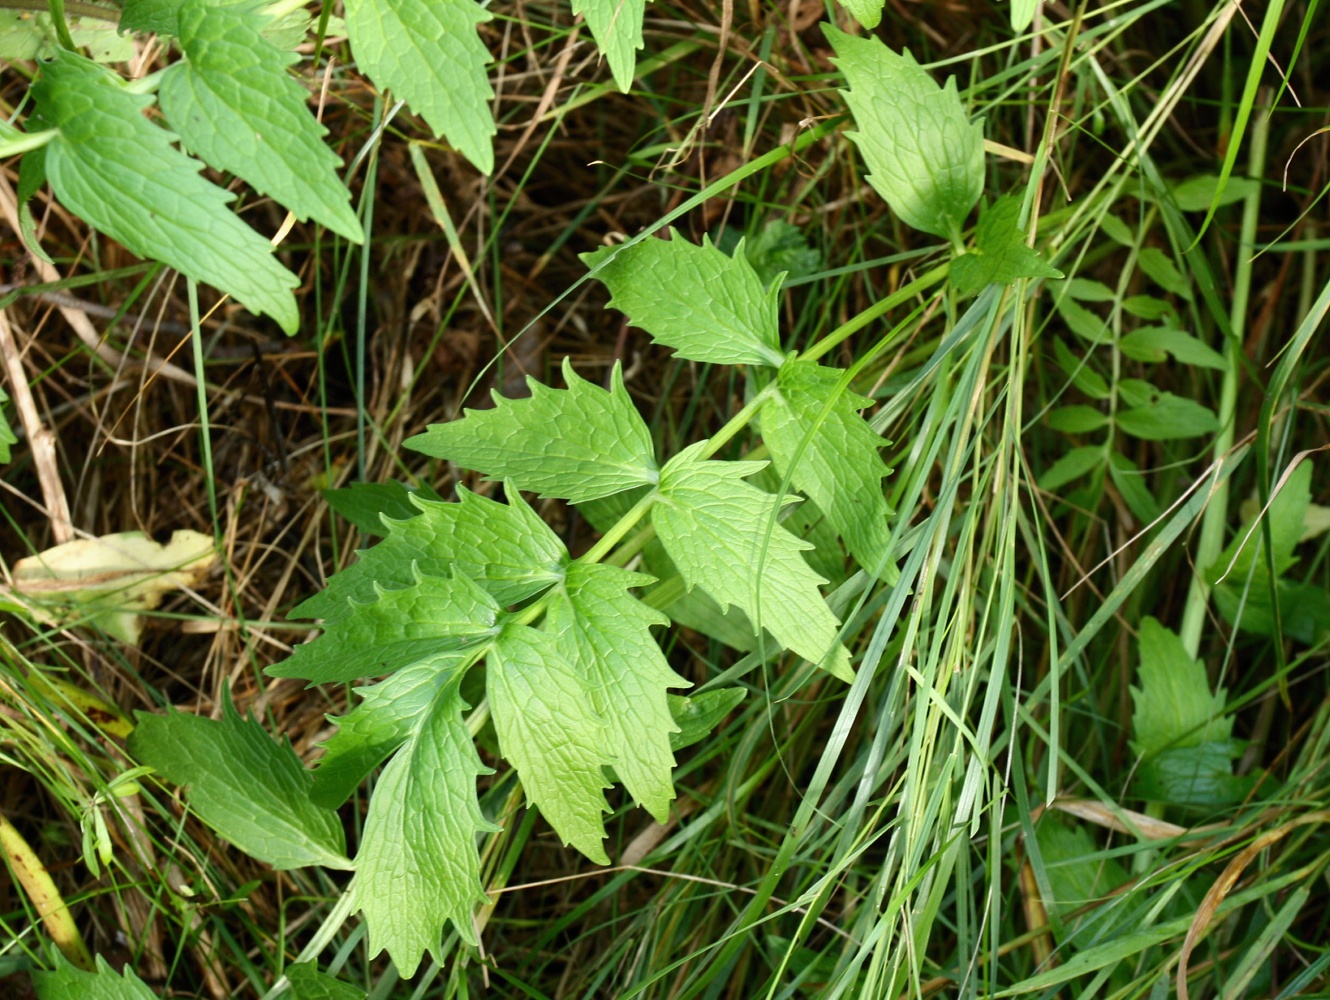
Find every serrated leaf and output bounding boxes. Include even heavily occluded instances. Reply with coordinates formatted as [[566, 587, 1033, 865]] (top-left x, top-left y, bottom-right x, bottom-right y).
[[272, 570, 500, 684], [128, 699, 351, 870], [0, 385, 15, 463], [668, 688, 746, 751], [285, 962, 367, 1000], [351, 682, 497, 974], [574, 0, 645, 91], [292, 487, 566, 619], [32, 956, 157, 1000], [33, 50, 300, 332], [545, 562, 687, 822], [837, 0, 884, 28], [406, 360, 658, 502], [311, 661, 470, 807], [1209, 462, 1312, 586], [488, 624, 613, 863], [1136, 742, 1253, 808], [1215, 578, 1330, 644], [1115, 393, 1218, 440], [1130, 617, 1229, 758], [741, 220, 824, 287], [0, 10, 132, 62], [1037, 445, 1103, 493], [825, 26, 983, 243], [324, 480, 442, 537], [158, 0, 363, 242], [344, 0, 494, 173], [583, 234, 786, 367], [653, 442, 853, 680], [950, 196, 1062, 296], [762, 360, 894, 577], [1119, 326, 1227, 370]]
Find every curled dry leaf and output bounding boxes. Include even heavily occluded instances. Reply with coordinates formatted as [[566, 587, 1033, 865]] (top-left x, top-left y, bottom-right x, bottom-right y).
[[8, 530, 216, 644]]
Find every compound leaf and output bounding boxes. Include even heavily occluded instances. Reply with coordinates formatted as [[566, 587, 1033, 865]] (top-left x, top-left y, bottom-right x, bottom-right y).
[[1115, 393, 1218, 440], [159, 0, 362, 242], [32, 50, 299, 332], [653, 442, 853, 680], [292, 487, 566, 619], [826, 26, 983, 243], [406, 360, 659, 502], [583, 234, 786, 368], [351, 682, 497, 975], [574, 0, 644, 91], [271, 570, 500, 685], [545, 562, 688, 822], [323, 480, 442, 537], [345, 0, 494, 173], [951, 195, 1062, 296], [488, 624, 613, 863], [762, 360, 894, 578], [128, 699, 351, 870]]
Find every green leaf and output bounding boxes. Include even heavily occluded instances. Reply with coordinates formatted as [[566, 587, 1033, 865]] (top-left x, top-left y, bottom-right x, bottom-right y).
[[1062, 277, 1117, 302], [1170, 174, 1261, 212], [311, 661, 468, 807], [1008, 0, 1039, 29], [292, 487, 566, 619], [1056, 298, 1112, 344], [1037, 446, 1103, 492], [1033, 816, 1128, 932], [33, 50, 299, 332], [1052, 339, 1110, 400], [1137, 246, 1191, 299], [1046, 405, 1107, 434], [1130, 617, 1230, 758], [1108, 451, 1160, 525], [583, 234, 786, 367], [761, 360, 894, 577], [128, 699, 351, 870], [487, 624, 613, 863], [0, 385, 15, 464], [16, 142, 53, 265], [545, 562, 688, 822], [120, 0, 179, 34], [825, 26, 983, 243], [0, 10, 132, 63], [1119, 326, 1227, 370], [1121, 294, 1176, 321], [950, 196, 1062, 296], [323, 481, 442, 537], [285, 962, 367, 1000], [351, 682, 498, 973], [272, 570, 500, 684], [158, 0, 363, 242], [653, 442, 853, 681], [1117, 378, 1154, 408], [573, 0, 645, 91], [405, 360, 659, 502], [32, 956, 158, 1000], [668, 689, 746, 751], [1215, 578, 1330, 644], [1207, 460, 1311, 584], [836, 0, 884, 29], [1136, 741, 1253, 807], [740, 220, 824, 287], [344, 0, 494, 173], [1115, 393, 1218, 440], [1098, 213, 1134, 247]]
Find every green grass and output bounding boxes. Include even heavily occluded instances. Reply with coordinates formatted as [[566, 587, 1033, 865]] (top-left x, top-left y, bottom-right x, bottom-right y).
[[2, 0, 1329, 996]]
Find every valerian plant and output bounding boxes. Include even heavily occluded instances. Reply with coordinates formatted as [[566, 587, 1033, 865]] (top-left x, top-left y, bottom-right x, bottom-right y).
[[108, 25, 1065, 989]]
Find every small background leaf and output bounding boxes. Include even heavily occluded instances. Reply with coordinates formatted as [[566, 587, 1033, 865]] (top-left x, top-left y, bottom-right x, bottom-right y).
[[285, 962, 368, 1000]]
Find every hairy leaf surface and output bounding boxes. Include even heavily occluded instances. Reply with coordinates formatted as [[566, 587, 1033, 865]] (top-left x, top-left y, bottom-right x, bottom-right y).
[[826, 26, 983, 243], [574, 0, 645, 91], [293, 487, 565, 619], [351, 683, 497, 975], [653, 443, 853, 680], [32, 50, 299, 331], [762, 360, 894, 577], [344, 0, 494, 173], [406, 360, 658, 502], [545, 562, 687, 821], [488, 624, 613, 863], [272, 570, 499, 684], [583, 235, 786, 367], [129, 700, 350, 870], [159, 0, 362, 242]]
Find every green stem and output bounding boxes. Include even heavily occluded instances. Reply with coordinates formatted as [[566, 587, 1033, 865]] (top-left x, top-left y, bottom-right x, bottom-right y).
[[46, 0, 77, 50], [0, 130, 57, 158], [697, 381, 780, 460], [1177, 95, 1269, 658], [801, 265, 950, 363], [0, 0, 118, 20]]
